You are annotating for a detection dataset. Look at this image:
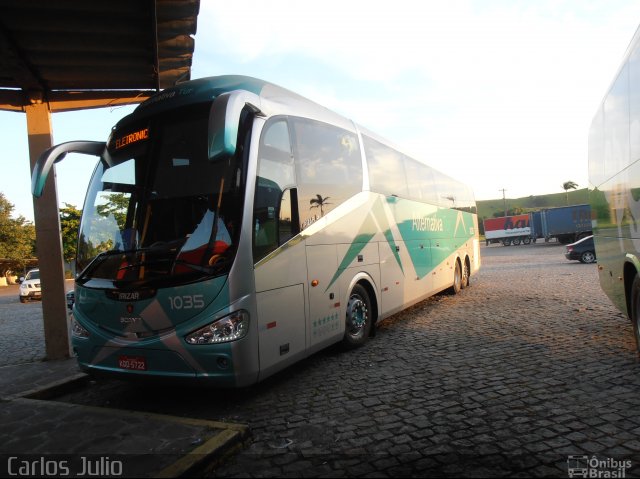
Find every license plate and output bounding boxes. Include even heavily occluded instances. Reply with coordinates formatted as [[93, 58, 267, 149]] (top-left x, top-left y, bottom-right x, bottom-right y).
[[118, 355, 147, 371]]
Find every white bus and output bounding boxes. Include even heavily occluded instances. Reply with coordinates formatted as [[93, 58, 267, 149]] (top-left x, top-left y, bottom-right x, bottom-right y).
[[588, 25, 640, 351], [33, 75, 480, 387]]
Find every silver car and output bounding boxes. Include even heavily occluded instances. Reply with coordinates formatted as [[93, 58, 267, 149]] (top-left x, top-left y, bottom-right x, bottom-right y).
[[19, 269, 41, 303]]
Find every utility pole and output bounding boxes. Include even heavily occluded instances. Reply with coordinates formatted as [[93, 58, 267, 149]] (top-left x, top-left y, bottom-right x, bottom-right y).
[[499, 188, 507, 216]]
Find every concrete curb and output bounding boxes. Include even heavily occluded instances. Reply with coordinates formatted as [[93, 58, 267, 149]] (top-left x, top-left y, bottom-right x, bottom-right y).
[[2, 372, 89, 401], [2, 372, 250, 477]]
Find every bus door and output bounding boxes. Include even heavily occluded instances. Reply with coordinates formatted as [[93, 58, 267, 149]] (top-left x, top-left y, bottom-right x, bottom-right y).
[[253, 119, 307, 376]]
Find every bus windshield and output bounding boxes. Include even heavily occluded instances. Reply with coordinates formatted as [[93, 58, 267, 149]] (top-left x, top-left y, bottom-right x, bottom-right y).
[[77, 103, 245, 288]]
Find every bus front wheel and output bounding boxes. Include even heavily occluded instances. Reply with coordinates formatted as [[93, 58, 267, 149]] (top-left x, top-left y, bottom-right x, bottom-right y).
[[343, 284, 372, 349], [631, 275, 640, 354]]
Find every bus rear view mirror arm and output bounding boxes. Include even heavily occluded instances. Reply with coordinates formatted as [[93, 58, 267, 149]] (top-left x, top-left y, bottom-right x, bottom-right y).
[[32, 141, 106, 198]]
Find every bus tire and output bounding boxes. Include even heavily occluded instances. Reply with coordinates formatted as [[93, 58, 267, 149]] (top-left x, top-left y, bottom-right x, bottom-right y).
[[447, 260, 463, 295], [631, 275, 640, 354], [512, 237, 521, 246], [342, 284, 372, 349], [461, 259, 470, 289], [502, 239, 511, 246], [523, 237, 531, 245]]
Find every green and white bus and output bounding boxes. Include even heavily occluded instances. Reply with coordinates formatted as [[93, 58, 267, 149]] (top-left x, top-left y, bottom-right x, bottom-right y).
[[589, 25, 640, 351], [33, 75, 480, 387]]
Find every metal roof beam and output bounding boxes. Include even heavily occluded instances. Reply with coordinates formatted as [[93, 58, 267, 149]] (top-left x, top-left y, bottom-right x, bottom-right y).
[[0, 19, 45, 94]]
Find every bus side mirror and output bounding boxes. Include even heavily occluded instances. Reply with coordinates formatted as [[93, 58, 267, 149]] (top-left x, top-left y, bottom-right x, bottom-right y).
[[32, 141, 105, 197], [209, 90, 263, 161]]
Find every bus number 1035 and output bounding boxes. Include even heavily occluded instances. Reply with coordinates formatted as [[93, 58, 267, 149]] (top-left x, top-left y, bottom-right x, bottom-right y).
[[168, 294, 205, 310]]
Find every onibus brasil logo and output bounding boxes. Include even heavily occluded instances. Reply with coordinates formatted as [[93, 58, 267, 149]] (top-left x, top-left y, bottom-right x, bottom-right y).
[[567, 455, 631, 478]]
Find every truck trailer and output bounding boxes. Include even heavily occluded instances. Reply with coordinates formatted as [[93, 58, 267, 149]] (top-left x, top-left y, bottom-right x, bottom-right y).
[[483, 204, 592, 246], [533, 204, 592, 244], [483, 214, 533, 246]]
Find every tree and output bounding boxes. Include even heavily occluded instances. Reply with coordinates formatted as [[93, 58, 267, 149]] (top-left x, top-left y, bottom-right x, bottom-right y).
[[96, 193, 129, 229], [0, 192, 36, 277], [59, 203, 81, 264], [563, 181, 578, 205], [309, 194, 331, 217]]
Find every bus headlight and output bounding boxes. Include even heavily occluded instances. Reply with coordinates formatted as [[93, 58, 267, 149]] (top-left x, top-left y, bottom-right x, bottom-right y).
[[71, 318, 90, 339], [185, 310, 249, 345]]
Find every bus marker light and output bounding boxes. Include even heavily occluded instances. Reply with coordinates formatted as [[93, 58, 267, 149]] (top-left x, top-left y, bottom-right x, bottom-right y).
[[267, 321, 277, 329], [311, 280, 319, 287]]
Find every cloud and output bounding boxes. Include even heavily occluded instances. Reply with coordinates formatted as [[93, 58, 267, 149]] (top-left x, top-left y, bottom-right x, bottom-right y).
[[123, 1, 640, 200]]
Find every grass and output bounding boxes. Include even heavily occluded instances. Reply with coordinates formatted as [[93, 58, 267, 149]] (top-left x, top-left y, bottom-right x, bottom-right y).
[[477, 188, 590, 220]]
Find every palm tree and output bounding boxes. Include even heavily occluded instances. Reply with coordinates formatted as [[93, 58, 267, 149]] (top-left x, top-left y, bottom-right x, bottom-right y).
[[562, 181, 578, 205], [310, 194, 331, 217]]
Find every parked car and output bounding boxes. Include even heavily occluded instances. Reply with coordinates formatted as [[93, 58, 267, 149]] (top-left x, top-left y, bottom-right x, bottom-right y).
[[565, 235, 596, 264], [18, 268, 41, 303]]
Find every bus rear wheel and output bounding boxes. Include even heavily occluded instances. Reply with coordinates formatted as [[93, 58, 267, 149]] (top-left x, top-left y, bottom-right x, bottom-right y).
[[631, 275, 640, 354], [448, 260, 462, 295], [342, 284, 372, 349], [461, 259, 470, 289]]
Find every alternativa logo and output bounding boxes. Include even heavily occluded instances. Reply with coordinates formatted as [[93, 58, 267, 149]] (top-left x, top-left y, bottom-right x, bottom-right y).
[[567, 455, 631, 478]]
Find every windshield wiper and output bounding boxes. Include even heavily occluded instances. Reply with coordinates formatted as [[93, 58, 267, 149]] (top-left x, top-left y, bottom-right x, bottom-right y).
[[173, 259, 225, 274], [76, 248, 141, 282], [116, 258, 172, 271], [78, 246, 231, 284]]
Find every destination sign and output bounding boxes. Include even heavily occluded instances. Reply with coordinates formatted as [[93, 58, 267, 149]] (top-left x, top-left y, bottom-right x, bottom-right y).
[[114, 128, 149, 150]]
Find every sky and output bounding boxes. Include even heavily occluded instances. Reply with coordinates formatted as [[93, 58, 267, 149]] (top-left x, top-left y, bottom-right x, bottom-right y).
[[2, 0, 640, 221]]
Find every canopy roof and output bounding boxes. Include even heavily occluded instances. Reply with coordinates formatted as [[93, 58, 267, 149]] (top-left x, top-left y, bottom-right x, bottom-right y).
[[0, 0, 200, 112]]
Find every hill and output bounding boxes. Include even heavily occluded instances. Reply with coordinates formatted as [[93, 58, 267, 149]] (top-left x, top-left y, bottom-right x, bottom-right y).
[[476, 188, 590, 220]]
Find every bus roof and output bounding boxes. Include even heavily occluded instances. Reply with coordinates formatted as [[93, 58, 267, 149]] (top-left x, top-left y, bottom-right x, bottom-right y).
[[121, 74, 470, 194], [132, 74, 355, 132]]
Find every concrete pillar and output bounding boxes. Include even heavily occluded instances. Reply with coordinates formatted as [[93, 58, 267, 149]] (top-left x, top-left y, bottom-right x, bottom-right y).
[[26, 101, 70, 360]]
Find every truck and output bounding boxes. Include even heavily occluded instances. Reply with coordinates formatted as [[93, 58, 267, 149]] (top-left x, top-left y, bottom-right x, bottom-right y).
[[533, 204, 592, 244], [483, 204, 592, 246], [483, 214, 534, 246]]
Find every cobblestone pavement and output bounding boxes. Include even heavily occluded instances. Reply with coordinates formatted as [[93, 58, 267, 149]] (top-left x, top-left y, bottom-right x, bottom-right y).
[[0, 280, 74, 366], [0, 284, 47, 366], [23, 244, 640, 476]]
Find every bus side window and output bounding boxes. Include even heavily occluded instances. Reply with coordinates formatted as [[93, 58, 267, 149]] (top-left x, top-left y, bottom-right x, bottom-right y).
[[279, 188, 299, 245], [254, 181, 279, 258], [291, 118, 362, 230], [254, 187, 300, 258], [254, 118, 297, 262]]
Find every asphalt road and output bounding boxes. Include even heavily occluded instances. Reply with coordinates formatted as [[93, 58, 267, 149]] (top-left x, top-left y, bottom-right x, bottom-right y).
[[4, 244, 640, 477]]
